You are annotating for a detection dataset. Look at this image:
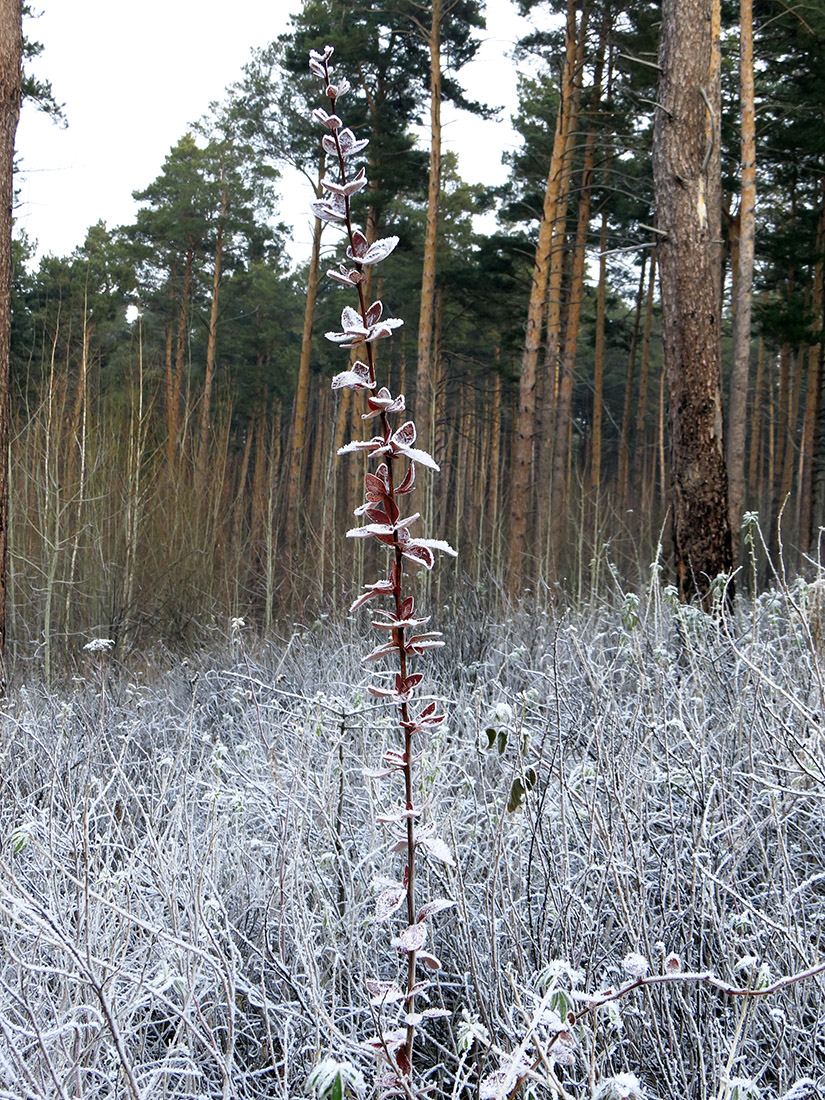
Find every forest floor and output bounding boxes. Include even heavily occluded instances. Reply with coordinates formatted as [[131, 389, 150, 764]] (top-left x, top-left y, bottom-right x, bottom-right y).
[[1, 579, 824, 1099]]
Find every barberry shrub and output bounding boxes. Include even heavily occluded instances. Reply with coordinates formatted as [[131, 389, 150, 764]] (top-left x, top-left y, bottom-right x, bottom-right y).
[[309, 44, 457, 1097]]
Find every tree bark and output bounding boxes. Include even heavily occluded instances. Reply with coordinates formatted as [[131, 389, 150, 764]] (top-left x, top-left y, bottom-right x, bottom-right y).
[[727, 0, 756, 551], [548, 24, 605, 572], [286, 152, 325, 543], [0, 0, 21, 686], [197, 160, 227, 487], [617, 254, 648, 504], [416, 0, 441, 428], [653, 0, 733, 607], [797, 187, 825, 555], [508, 0, 579, 585]]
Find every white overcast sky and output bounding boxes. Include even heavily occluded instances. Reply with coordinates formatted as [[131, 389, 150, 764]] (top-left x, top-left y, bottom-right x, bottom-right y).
[[15, 0, 543, 268]]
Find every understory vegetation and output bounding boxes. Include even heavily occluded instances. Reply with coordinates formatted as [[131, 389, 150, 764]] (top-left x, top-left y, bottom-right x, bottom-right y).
[[1, 579, 824, 1099]]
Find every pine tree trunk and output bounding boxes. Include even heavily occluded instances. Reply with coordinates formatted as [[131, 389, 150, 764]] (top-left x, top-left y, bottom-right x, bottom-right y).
[[727, 0, 756, 552], [286, 155, 325, 545], [653, 0, 733, 607], [197, 162, 228, 487], [617, 254, 648, 504], [173, 247, 194, 460], [632, 250, 657, 487], [747, 336, 765, 499], [508, 0, 580, 585], [0, 0, 21, 685], [548, 26, 605, 571], [797, 189, 825, 555], [591, 210, 608, 495], [416, 0, 442, 417]]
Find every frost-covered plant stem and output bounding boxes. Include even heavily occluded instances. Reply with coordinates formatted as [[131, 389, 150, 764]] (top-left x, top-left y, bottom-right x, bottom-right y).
[[309, 45, 456, 1095]]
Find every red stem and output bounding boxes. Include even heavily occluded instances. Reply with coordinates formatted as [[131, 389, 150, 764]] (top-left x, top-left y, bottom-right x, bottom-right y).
[[324, 58, 419, 1075]]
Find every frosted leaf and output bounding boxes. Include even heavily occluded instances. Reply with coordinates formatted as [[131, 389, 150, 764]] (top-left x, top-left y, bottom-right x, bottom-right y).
[[309, 45, 334, 62], [375, 884, 407, 921], [418, 898, 456, 922], [376, 805, 423, 823], [341, 305, 363, 330], [338, 437, 383, 456], [391, 921, 428, 953], [309, 59, 326, 78], [405, 633, 446, 657], [362, 236, 399, 265], [365, 640, 401, 663], [332, 360, 375, 391], [322, 169, 368, 197], [664, 953, 681, 973], [365, 319, 404, 342], [408, 538, 457, 558], [417, 826, 454, 866], [337, 127, 369, 156], [422, 1007, 451, 1020], [394, 421, 416, 447], [366, 980, 404, 1006], [363, 388, 406, 420], [311, 193, 347, 223], [402, 544, 435, 570], [397, 463, 416, 493], [349, 578, 394, 613], [366, 300, 383, 326], [622, 952, 649, 979], [480, 1056, 531, 1100], [346, 522, 396, 540], [404, 1012, 423, 1027], [362, 1028, 406, 1053], [594, 1073, 646, 1100], [779, 1080, 817, 1100], [327, 265, 364, 286], [347, 229, 369, 259], [313, 108, 342, 129]]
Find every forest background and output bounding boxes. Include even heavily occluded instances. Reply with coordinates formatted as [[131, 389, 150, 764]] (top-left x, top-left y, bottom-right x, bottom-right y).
[[8, 0, 825, 675]]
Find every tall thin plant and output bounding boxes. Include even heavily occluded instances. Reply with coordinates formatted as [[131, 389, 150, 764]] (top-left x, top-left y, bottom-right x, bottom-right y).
[[309, 44, 457, 1096]]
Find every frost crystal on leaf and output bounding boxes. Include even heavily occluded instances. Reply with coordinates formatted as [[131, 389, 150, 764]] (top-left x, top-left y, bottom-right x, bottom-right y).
[[622, 952, 649, 979]]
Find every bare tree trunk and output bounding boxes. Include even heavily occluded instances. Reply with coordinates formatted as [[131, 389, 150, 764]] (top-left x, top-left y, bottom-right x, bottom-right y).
[[591, 209, 608, 495], [508, 0, 579, 585], [617, 254, 648, 504], [0, 0, 21, 686], [286, 154, 325, 545], [416, 0, 441, 427], [727, 0, 756, 550], [632, 250, 657, 487], [653, 0, 732, 607], [747, 336, 765, 499], [797, 188, 825, 555], [548, 23, 605, 572], [173, 247, 194, 461], [197, 161, 227, 487]]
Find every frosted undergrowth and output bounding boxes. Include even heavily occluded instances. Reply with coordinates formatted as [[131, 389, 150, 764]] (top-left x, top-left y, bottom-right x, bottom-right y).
[[0, 584, 823, 1099]]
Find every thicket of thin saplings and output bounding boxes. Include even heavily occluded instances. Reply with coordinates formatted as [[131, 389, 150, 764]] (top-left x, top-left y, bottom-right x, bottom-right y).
[[0, 578, 824, 1099]]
